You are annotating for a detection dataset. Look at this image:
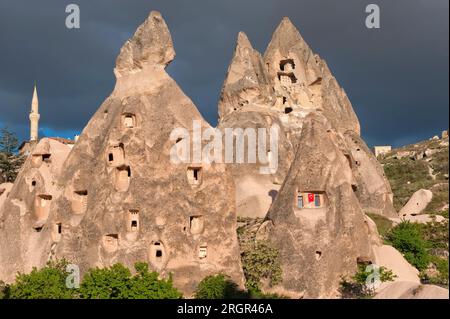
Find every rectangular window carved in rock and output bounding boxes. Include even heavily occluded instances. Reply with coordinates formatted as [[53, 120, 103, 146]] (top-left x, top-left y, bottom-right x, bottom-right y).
[[280, 59, 295, 71], [189, 215, 204, 235], [199, 246, 207, 259], [108, 143, 125, 166], [115, 166, 131, 192], [187, 167, 202, 186], [103, 234, 119, 252], [122, 113, 136, 129], [128, 209, 139, 232], [72, 190, 88, 214], [35, 194, 52, 221], [42, 154, 51, 163], [52, 223, 62, 242]]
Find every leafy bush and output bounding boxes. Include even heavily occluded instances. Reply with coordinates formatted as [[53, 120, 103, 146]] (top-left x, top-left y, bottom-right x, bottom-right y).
[[80, 262, 182, 299], [241, 240, 282, 291], [194, 274, 287, 299], [386, 222, 430, 270], [7, 259, 77, 299], [340, 264, 396, 299], [421, 256, 449, 287], [195, 274, 246, 299]]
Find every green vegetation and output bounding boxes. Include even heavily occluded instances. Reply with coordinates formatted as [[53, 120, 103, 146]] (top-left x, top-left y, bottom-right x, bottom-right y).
[[386, 221, 430, 270], [382, 158, 434, 211], [0, 127, 24, 183], [194, 274, 246, 299], [380, 139, 449, 214], [80, 262, 182, 299], [340, 264, 396, 299], [236, 218, 287, 298], [385, 221, 449, 287], [2, 260, 182, 299], [7, 260, 76, 299], [241, 240, 282, 291]]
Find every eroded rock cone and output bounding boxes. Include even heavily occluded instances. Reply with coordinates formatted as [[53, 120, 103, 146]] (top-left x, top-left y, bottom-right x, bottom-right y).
[[218, 17, 396, 218], [2, 11, 244, 295], [0, 138, 72, 281], [258, 114, 374, 298]]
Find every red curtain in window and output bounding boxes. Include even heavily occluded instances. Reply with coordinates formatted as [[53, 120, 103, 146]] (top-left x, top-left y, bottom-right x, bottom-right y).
[[308, 193, 315, 203]]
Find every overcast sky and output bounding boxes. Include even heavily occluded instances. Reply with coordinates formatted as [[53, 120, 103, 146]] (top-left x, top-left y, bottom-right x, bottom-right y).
[[0, 0, 448, 147]]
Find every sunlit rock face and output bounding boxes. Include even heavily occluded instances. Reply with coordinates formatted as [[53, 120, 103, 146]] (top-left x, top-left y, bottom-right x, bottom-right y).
[[218, 17, 396, 218], [0, 138, 71, 282], [0, 11, 244, 296], [259, 114, 374, 298]]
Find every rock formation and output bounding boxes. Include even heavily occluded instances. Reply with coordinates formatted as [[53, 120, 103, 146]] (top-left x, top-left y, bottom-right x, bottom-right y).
[[218, 17, 396, 218], [0, 12, 245, 295], [399, 189, 433, 217], [0, 183, 13, 209], [0, 138, 71, 280], [374, 282, 449, 299], [257, 114, 374, 298]]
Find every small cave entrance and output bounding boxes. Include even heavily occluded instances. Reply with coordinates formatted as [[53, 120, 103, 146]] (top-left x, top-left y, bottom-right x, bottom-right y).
[[31, 153, 52, 167], [282, 96, 287, 105], [149, 241, 167, 269], [198, 245, 208, 259], [127, 209, 139, 232], [315, 251, 322, 261], [189, 215, 204, 235], [52, 222, 62, 242], [187, 167, 202, 186], [31, 180, 37, 187], [279, 59, 295, 71], [71, 190, 88, 214], [284, 107, 293, 114], [352, 184, 358, 192], [103, 234, 119, 252], [34, 194, 53, 221], [107, 143, 125, 167], [115, 165, 131, 192], [34, 226, 43, 232], [122, 113, 136, 129], [268, 189, 278, 203]]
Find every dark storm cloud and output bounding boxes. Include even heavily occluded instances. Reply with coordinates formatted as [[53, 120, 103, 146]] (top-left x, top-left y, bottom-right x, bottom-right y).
[[0, 0, 448, 146]]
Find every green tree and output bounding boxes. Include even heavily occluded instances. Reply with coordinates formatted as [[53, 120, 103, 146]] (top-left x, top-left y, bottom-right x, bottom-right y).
[[340, 264, 396, 299], [0, 127, 24, 182], [195, 274, 246, 299], [79, 262, 182, 299], [241, 240, 282, 291], [0, 127, 19, 155], [386, 221, 430, 270], [7, 259, 77, 299]]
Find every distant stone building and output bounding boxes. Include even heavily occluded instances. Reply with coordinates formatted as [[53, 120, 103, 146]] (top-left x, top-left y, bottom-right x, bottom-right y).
[[373, 146, 392, 157]]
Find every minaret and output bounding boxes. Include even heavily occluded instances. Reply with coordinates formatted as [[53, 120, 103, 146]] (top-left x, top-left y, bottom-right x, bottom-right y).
[[29, 83, 40, 141]]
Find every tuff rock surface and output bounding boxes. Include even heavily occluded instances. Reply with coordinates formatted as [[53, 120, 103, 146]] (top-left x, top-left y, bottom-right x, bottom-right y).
[[218, 17, 396, 218], [0, 11, 244, 295]]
